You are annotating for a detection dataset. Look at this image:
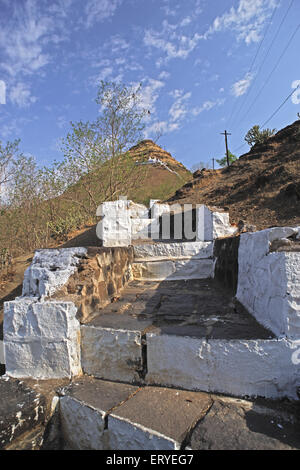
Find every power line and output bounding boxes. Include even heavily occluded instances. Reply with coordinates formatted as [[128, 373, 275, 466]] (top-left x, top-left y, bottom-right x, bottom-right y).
[[228, 3, 278, 128], [231, 0, 294, 129], [233, 84, 300, 154], [261, 84, 300, 128], [238, 22, 300, 124]]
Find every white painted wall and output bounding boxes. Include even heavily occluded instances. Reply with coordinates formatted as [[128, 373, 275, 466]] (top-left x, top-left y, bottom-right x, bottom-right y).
[[146, 333, 300, 399], [236, 228, 300, 338]]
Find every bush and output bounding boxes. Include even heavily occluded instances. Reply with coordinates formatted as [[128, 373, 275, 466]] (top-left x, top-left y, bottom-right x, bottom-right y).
[[245, 125, 276, 147]]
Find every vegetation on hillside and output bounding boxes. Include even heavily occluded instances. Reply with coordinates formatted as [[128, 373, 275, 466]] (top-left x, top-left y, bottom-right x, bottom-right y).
[[0, 81, 190, 265]]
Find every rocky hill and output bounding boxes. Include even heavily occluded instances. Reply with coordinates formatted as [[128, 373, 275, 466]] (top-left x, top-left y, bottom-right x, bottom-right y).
[[167, 120, 300, 230], [127, 140, 191, 202]]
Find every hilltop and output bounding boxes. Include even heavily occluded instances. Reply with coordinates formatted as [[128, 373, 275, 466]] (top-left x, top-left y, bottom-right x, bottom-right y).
[[127, 140, 191, 202], [167, 120, 300, 230]]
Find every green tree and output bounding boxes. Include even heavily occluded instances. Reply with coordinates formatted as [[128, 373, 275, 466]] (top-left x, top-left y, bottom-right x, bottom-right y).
[[216, 151, 237, 167], [244, 125, 276, 147], [59, 81, 149, 217]]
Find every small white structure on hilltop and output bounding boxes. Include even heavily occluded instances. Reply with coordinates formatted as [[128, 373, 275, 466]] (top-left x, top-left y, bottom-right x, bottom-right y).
[[95, 199, 237, 246]]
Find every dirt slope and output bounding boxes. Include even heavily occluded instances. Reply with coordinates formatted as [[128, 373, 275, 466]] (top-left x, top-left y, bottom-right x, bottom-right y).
[[167, 120, 300, 230]]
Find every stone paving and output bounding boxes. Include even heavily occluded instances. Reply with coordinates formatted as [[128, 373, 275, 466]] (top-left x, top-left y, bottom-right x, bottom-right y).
[[86, 279, 274, 341]]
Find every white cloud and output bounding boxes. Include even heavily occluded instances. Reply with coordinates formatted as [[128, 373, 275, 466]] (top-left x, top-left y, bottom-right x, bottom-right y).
[[231, 73, 253, 97], [144, 120, 179, 138], [169, 90, 191, 122], [191, 98, 225, 116], [0, 0, 70, 77], [144, 15, 204, 65], [206, 0, 278, 44], [9, 82, 37, 107], [138, 78, 165, 115], [84, 0, 122, 28], [158, 71, 170, 80], [291, 80, 300, 105]]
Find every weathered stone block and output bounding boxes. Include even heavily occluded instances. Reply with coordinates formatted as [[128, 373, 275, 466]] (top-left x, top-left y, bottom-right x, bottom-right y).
[[81, 326, 143, 382], [196, 205, 237, 241], [146, 333, 300, 399], [4, 300, 81, 379], [22, 248, 87, 297], [236, 228, 300, 338], [132, 258, 214, 281], [133, 241, 214, 261]]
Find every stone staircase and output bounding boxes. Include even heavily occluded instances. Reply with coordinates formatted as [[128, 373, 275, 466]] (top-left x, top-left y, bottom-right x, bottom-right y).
[[1, 203, 300, 450], [79, 241, 298, 400]]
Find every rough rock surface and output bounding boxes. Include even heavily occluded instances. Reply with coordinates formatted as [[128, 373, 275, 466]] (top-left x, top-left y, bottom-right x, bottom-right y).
[[51, 247, 133, 322], [22, 248, 87, 298], [189, 396, 300, 450]]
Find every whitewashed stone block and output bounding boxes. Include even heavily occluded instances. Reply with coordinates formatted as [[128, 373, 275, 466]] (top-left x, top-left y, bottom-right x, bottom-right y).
[[108, 415, 176, 450], [4, 300, 81, 379], [22, 247, 87, 297], [60, 396, 106, 450], [150, 203, 170, 219], [236, 229, 300, 338], [133, 241, 214, 261], [146, 333, 300, 399], [132, 259, 214, 281], [96, 200, 131, 247], [129, 202, 148, 219], [81, 326, 143, 382], [196, 205, 237, 241]]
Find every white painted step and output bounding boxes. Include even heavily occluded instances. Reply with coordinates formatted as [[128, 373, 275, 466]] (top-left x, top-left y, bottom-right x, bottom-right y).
[[132, 258, 214, 281], [133, 241, 214, 261], [80, 325, 299, 399], [146, 333, 300, 400]]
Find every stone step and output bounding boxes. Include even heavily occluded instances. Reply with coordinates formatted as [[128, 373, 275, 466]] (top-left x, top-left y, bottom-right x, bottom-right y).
[[132, 258, 214, 281], [133, 241, 214, 261], [132, 241, 214, 281], [59, 376, 300, 450], [80, 279, 299, 399]]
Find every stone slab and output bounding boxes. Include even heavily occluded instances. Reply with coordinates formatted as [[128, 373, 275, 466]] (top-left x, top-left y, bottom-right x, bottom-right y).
[[86, 279, 273, 340], [59, 377, 138, 450], [146, 334, 300, 399], [81, 326, 143, 382], [189, 396, 300, 450], [108, 386, 212, 450], [133, 241, 214, 261]]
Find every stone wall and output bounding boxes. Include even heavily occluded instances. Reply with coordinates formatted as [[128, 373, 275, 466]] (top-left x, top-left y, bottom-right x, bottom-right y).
[[52, 247, 134, 322], [236, 227, 300, 338], [3, 246, 134, 379]]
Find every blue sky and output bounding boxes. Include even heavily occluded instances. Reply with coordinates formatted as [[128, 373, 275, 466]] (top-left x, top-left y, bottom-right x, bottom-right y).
[[0, 0, 299, 171]]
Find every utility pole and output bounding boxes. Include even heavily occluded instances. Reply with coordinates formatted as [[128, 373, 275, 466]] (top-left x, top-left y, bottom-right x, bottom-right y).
[[220, 130, 231, 167], [212, 158, 215, 170]]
